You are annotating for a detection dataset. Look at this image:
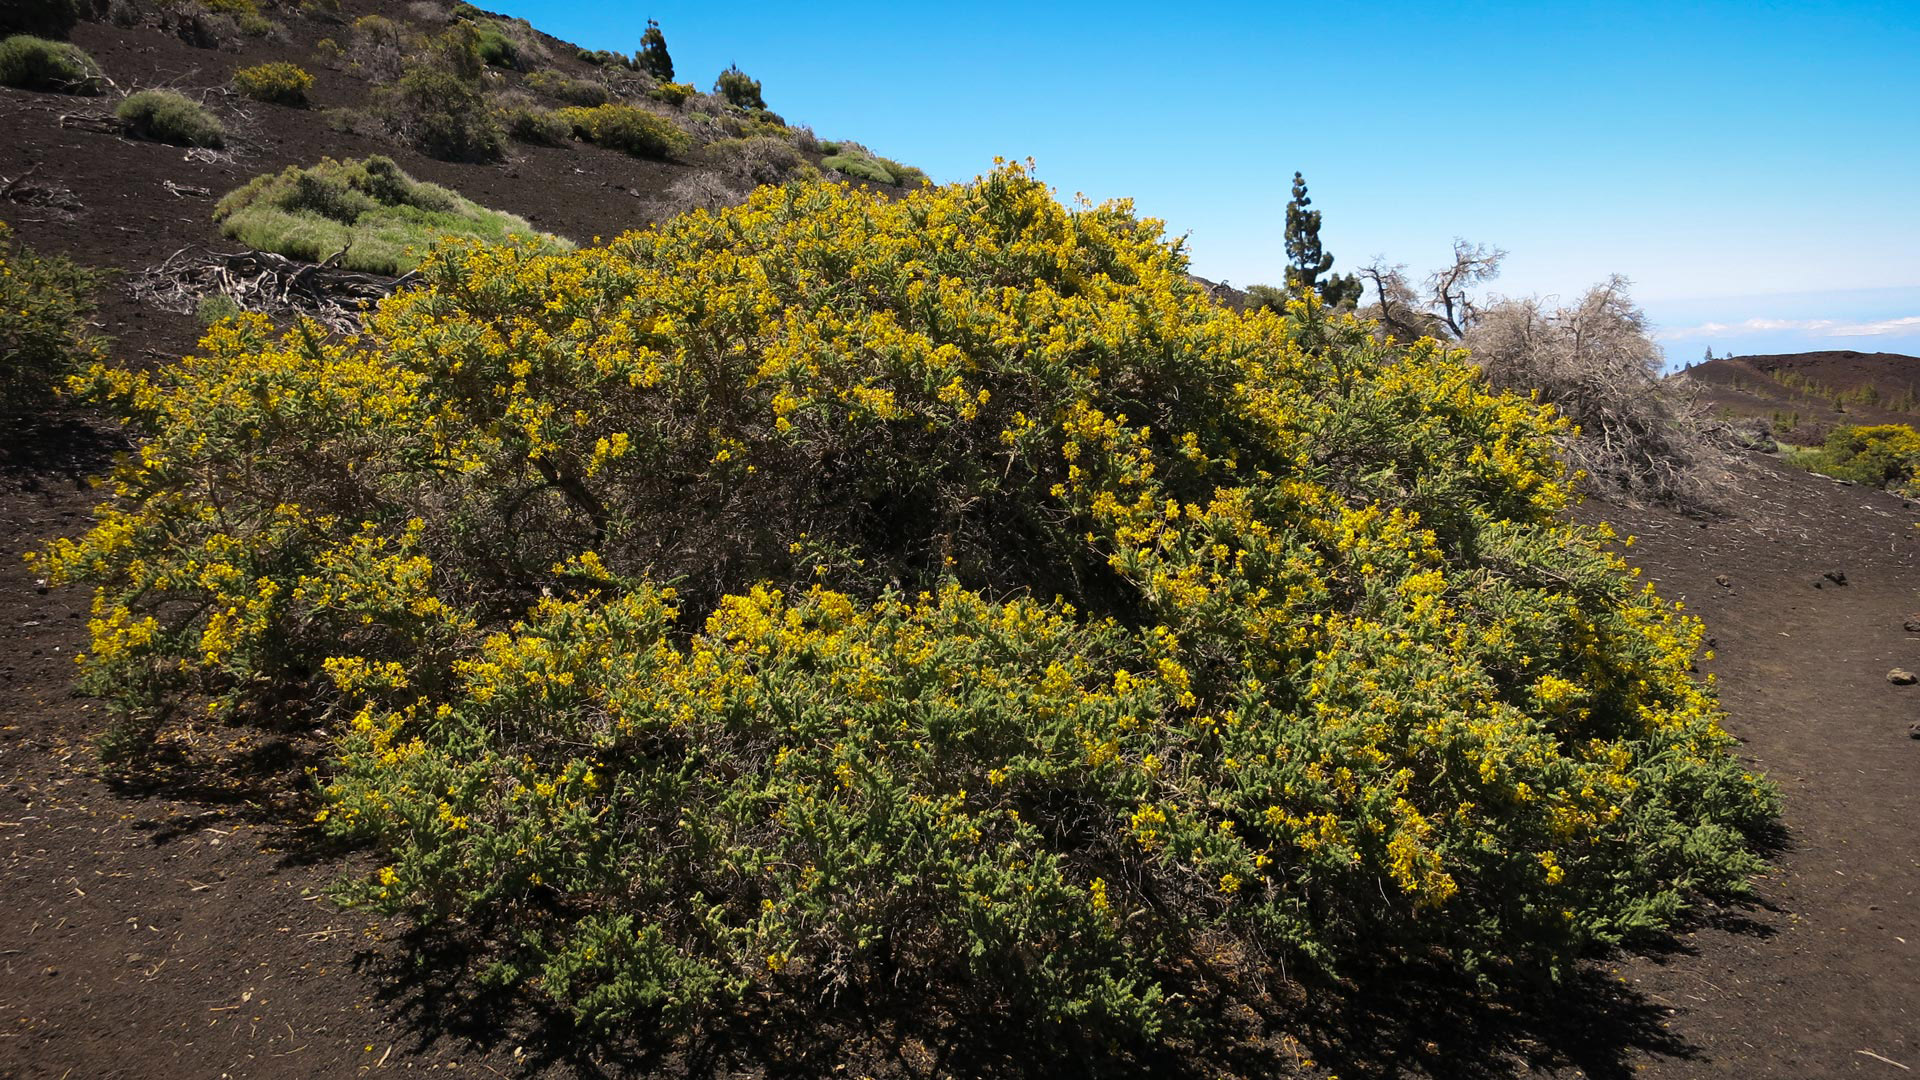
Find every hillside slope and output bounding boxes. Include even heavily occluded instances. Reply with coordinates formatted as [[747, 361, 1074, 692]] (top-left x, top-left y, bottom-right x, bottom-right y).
[[1682, 350, 1920, 445]]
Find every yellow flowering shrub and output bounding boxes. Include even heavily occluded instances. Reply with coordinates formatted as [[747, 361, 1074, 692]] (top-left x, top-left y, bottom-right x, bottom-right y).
[[0, 220, 105, 411], [39, 165, 1776, 1061]]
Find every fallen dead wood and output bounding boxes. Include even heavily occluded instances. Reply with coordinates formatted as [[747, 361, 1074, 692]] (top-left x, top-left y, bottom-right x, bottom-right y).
[[0, 166, 83, 217], [126, 246, 421, 334]]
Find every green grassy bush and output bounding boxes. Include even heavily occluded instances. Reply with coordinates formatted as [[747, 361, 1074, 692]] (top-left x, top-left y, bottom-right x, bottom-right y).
[[0, 34, 99, 93], [373, 66, 502, 162], [44, 167, 1775, 1067], [556, 103, 689, 160], [1793, 423, 1920, 493], [820, 145, 925, 187], [0, 221, 105, 412], [232, 61, 314, 106], [116, 89, 224, 148], [212, 154, 570, 275]]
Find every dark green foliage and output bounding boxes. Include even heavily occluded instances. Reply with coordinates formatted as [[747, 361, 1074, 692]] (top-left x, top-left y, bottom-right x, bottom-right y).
[[116, 89, 225, 148], [1244, 283, 1289, 315], [556, 104, 690, 160], [575, 47, 634, 70], [1283, 171, 1362, 308], [470, 20, 517, 69], [713, 62, 763, 109], [0, 34, 98, 92], [637, 17, 671, 80], [0, 0, 82, 37], [374, 66, 503, 162], [0, 221, 104, 413]]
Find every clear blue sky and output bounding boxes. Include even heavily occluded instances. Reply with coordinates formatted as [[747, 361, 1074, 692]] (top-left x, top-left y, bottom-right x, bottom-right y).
[[493, 0, 1919, 360]]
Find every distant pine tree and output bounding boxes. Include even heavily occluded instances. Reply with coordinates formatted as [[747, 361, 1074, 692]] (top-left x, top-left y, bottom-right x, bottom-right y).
[[1284, 172, 1362, 309], [638, 18, 673, 81]]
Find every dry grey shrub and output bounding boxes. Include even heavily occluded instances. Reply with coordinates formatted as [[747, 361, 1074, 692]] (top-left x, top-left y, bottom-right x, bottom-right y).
[[1359, 245, 1731, 509], [656, 171, 747, 219], [1460, 276, 1729, 508], [706, 135, 803, 186]]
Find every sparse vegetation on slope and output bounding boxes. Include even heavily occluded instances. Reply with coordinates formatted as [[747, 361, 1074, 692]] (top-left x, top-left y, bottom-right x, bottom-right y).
[[42, 167, 1775, 1065], [212, 155, 571, 275]]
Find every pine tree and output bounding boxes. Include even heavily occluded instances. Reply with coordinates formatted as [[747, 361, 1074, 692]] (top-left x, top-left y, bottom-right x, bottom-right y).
[[1283, 172, 1362, 308], [638, 18, 673, 81]]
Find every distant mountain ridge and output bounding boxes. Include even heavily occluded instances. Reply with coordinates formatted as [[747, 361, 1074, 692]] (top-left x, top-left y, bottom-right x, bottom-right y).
[[1680, 349, 1920, 444]]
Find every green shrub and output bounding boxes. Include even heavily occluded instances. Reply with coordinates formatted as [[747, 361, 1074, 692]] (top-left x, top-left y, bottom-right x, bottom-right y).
[[1796, 423, 1920, 493], [574, 47, 633, 70], [821, 152, 894, 186], [44, 167, 1776, 1067], [469, 20, 516, 68], [555, 103, 689, 160], [712, 62, 763, 109], [373, 66, 502, 162], [212, 155, 570, 276], [0, 221, 104, 412], [820, 143, 925, 188], [424, 23, 484, 80], [494, 97, 568, 145], [232, 61, 314, 106], [524, 68, 607, 107], [0, 34, 99, 93], [116, 89, 225, 148], [647, 79, 692, 106], [0, 0, 83, 37], [194, 293, 243, 326]]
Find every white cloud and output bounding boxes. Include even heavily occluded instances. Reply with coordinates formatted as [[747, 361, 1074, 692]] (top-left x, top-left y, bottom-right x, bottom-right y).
[[1656, 315, 1919, 340], [1830, 315, 1920, 337]]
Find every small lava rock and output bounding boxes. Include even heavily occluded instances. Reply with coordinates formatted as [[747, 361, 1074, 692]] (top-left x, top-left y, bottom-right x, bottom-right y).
[[1888, 669, 1918, 685], [1715, 574, 1731, 587], [1905, 618, 1920, 633], [1910, 722, 1920, 739], [1824, 570, 1849, 586]]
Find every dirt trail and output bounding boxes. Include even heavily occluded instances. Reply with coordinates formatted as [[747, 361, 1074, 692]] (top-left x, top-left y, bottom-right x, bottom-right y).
[[1595, 458, 1920, 1078]]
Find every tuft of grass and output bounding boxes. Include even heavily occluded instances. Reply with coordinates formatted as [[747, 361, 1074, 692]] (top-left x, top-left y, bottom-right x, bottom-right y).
[[0, 34, 99, 93], [232, 61, 314, 106], [116, 89, 225, 148], [555, 103, 690, 160], [820, 142, 928, 188], [213, 155, 572, 276]]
